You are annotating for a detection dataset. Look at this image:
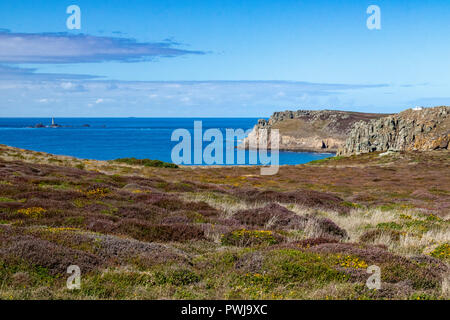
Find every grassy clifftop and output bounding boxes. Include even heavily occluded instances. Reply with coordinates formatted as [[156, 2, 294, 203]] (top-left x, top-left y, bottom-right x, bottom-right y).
[[0, 144, 448, 299]]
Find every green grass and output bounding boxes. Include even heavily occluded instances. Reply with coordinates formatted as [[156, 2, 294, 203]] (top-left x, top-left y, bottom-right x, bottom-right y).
[[342, 201, 363, 208], [154, 269, 200, 286], [38, 181, 71, 190], [377, 203, 414, 212], [308, 155, 344, 165], [111, 157, 179, 168], [376, 222, 403, 230], [221, 229, 281, 247]]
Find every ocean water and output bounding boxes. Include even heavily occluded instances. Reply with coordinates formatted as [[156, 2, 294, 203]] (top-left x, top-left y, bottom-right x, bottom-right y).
[[0, 118, 333, 165]]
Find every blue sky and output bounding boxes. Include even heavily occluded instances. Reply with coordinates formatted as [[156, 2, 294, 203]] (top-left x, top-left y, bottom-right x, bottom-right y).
[[1, 0, 450, 117]]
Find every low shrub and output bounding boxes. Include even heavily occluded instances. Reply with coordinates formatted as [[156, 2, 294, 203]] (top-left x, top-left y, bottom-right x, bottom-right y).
[[430, 243, 450, 261], [233, 203, 307, 230], [17, 207, 47, 218], [84, 187, 110, 198], [115, 221, 206, 242], [257, 249, 348, 286], [0, 235, 103, 276], [86, 233, 189, 266], [221, 229, 282, 247], [115, 204, 164, 222], [309, 217, 348, 239], [376, 222, 403, 230], [112, 158, 178, 169], [338, 255, 368, 269], [235, 252, 264, 273], [154, 269, 200, 286], [234, 189, 350, 214]]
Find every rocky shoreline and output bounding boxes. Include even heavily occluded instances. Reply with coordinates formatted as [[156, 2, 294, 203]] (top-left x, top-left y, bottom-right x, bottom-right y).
[[240, 106, 450, 156], [338, 106, 450, 155], [239, 110, 388, 153]]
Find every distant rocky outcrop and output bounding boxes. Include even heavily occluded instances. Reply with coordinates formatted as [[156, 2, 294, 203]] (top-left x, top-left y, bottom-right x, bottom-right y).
[[338, 106, 450, 156], [239, 110, 388, 152]]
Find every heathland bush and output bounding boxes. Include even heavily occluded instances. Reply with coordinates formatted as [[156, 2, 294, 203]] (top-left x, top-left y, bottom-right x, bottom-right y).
[[154, 268, 200, 286], [234, 189, 350, 214], [221, 229, 283, 247], [233, 203, 308, 230], [0, 235, 103, 275], [114, 220, 206, 242], [112, 158, 178, 168]]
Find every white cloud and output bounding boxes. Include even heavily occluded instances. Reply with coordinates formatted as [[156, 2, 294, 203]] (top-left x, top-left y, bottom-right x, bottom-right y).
[[61, 82, 74, 90], [0, 31, 204, 64], [0, 79, 392, 116]]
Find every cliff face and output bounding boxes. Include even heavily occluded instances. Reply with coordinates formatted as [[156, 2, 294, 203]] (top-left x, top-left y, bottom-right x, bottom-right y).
[[240, 110, 387, 152], [338, 106, 450, 156]]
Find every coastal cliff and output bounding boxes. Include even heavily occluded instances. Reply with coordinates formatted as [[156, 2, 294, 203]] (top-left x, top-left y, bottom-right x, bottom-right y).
[[338, 106, 450, 156], [240, 110, 388, 152]]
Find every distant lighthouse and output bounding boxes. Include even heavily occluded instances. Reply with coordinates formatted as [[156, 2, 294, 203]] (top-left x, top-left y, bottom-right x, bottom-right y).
[[49, 117, 60, 128]]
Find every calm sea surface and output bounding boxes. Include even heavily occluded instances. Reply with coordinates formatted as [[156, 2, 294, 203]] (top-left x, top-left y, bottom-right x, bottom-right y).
[[0, 118, 333, 165]]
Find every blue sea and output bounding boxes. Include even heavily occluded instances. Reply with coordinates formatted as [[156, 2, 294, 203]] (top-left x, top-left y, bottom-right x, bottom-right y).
[[0, 118, 333, 165]]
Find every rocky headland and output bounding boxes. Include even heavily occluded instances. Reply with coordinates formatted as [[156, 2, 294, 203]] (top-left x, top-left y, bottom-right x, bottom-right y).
[[239, 110, 389, 152], [338, 106, 450, 156], [240, 106, 450, 156]]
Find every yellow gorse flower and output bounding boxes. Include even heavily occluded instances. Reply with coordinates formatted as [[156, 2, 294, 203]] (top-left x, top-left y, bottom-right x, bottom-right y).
[[85, 187, 109, 198], [431, 243, 450, 260], [17, 207, 47, 218], [339, 255, 368, 269]]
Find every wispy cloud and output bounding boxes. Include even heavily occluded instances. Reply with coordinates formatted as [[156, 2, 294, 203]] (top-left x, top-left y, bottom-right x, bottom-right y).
[[0, 79, 390, 117], [0, 31, 205, 64], [0, 65, 98, 80]]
